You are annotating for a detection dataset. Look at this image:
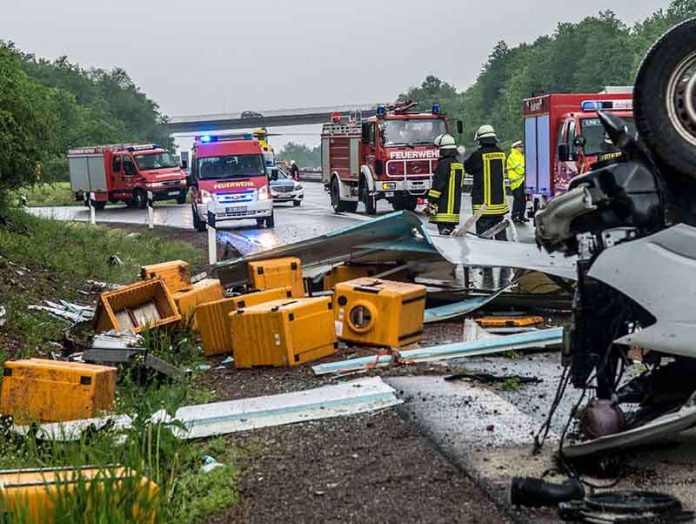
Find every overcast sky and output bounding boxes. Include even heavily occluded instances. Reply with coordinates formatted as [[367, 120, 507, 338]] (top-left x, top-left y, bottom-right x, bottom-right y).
[[2, 0, 670, 149]]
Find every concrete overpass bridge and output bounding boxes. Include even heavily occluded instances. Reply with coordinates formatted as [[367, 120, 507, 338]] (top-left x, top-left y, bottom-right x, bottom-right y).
[[167, 104, 377, 134]]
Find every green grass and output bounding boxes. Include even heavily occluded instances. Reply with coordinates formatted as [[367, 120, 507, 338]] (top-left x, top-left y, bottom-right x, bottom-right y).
[[9, 182, 76, 207], [0, 209, 236, 522]]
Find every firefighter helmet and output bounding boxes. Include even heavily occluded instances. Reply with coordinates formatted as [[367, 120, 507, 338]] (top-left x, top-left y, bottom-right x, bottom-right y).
[[475, 125, 497, 141], [434, 133, 457, 150]]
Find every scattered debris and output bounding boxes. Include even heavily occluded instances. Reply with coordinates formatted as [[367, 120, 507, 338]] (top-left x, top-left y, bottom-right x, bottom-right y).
[[85, 279, 120, 291], [174, 377, 402, 439], [200, 455, 225, 474], [107, 254, 123, 266], [312, 328, 563, 376], [444, 371, 542, 386], [0, 306, 5, 327], [510, 477, 585, 508], [558, 491, 694, 523], [28, 300, 95, 324]]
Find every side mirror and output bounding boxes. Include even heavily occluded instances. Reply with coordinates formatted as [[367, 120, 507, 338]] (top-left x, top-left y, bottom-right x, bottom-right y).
[[558, 143, 570, 162], [456, 120, 463, 135], [181, 160, 188, 170], [361, 122, 372, 144], [573, 136, 586, 149]]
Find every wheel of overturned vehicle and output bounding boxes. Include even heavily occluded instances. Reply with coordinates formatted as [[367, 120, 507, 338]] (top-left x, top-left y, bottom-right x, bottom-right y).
[[192, 205, 207, 232], [134, 189, 148, 210], [635, 17, 696, 179]]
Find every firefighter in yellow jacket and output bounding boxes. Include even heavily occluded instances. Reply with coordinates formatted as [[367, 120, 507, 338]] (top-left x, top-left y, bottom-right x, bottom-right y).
[[507, 140, 528, 223], [425, 134, 465, 235]]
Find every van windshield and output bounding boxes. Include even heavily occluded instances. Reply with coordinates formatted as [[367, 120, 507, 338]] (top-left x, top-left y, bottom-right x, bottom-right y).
[[196, 154, 266, 180], [134, 152, 179, 170]]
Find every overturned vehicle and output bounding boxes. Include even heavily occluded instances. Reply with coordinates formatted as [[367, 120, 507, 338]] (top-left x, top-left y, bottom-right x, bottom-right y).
[[535, 18, 696, 457]]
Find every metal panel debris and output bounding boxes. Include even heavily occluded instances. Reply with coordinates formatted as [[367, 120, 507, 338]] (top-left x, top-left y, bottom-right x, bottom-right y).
[[173, 377, 402, 438], [312, 328, 564, 376]]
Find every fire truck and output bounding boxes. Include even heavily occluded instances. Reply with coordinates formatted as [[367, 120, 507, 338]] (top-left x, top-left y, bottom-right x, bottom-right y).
[[321, 102, 460, 214], [188, 133, 274, 232], [67, 144, 188, 209], [522, 90, 634, 209]]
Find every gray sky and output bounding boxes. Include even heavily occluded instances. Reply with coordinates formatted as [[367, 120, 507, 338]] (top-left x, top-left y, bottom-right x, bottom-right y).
[[2, 0, 670, 149]]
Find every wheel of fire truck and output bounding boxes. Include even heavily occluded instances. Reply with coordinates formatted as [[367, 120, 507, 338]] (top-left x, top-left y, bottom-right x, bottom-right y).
[[635, 17, 696, 180], [359, 180, 377, 215], [176, 194, 187, 205], [266, 211, 275, 228], [329, 177, 358, 213], [90, 199, 106, 211], [134, 189, 148, 210], [192, 205, 207, 232]]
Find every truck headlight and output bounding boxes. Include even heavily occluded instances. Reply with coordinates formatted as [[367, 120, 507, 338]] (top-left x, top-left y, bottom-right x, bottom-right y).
[[258, 186, 269, 201]]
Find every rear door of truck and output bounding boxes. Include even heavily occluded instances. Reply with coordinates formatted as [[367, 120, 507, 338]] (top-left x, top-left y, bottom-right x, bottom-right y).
[[68, 151, 108, 194]]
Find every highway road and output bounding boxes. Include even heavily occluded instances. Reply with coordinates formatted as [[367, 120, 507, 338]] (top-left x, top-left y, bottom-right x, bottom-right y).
[[29, 180, 534, 256]]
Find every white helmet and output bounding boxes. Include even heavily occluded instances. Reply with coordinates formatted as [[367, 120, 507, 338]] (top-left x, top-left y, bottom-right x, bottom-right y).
[[474, 125, 497, 141], [290, 160, 296, 165], [434, 133, 457, 150]]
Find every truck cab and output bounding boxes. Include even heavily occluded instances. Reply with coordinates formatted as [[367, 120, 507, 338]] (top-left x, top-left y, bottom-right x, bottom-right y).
[[68, 144, 188, 209], [188, 134, 274, 232], [322, 102, 456, 215], [523, 92, 633, 210]]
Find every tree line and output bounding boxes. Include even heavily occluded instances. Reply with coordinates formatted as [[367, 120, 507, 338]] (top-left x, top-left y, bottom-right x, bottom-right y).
[[400, 0, 696, 150], [0, 42, 172, 209]]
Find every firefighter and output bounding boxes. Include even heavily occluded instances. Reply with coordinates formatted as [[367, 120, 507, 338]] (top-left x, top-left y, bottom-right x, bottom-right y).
[[507, 140, 528, 223], [289, 160, 300, 181], [465, 125, 510, 288], [425, 134, 465, 235]]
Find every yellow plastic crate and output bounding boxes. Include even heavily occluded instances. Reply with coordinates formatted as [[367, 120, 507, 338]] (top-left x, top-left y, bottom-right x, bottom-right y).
[[196, 298, 236, 357], [231, 297, 336, 368], [0, 359, 116, 423], [94, 278, 181, 334], [333, 278, 427, 347], [140, 260, 191, 293], [173, 279, 225, 327], [0, 466, 158, 523], [229, 287, 293, 309], [248, 257, 304, 298]]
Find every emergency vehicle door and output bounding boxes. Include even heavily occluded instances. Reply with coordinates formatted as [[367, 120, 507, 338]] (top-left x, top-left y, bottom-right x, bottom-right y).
[[122, 154, 137, 191], [111, 154, 122, 189], [558, 119, 579, 186]]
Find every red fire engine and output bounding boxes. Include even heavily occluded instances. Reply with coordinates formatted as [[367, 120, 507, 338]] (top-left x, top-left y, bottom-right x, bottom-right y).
[[321, 102, 460, 214], [67, 144, 188, 209], [522, 90, 634, 208]]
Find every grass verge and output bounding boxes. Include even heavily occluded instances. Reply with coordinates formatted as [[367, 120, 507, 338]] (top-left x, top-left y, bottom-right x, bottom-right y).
[[0, 208, 236, 522], [9, 182, 76, 207]]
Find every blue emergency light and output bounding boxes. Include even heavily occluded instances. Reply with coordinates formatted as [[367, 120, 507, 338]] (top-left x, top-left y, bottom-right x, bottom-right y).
[[376, 105, 386, 117], [432, 103, 441, 115], [200, 135, 215, 143]]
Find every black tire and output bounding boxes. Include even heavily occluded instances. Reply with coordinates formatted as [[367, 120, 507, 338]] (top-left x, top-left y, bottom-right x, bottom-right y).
[[256, 218, 265, 227], [176, 194, 187, 205], [391, 197, 405, 211], [265, 212, 275, 228], [293, 200, 301, 207], [330, 177, 357, 213], [125, 198, 137, 208], [91, 200, 106, 211], [134, 189, 147, 210], [192, 206, 207, 232], [635, 18, 696, 179], [362, 186, 377, 215]]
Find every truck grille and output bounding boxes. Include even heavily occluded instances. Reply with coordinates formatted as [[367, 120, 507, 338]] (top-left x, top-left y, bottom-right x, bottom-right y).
[[162, 180, 183, 187], [274, 186, 294, 193], [217, 191, 254, 204]]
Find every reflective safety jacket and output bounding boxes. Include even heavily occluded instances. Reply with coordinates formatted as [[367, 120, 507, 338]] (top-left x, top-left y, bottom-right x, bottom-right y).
[[427, 155, 464, 224], [465, 144, 509, 216], [506, 148, 525, 191]]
